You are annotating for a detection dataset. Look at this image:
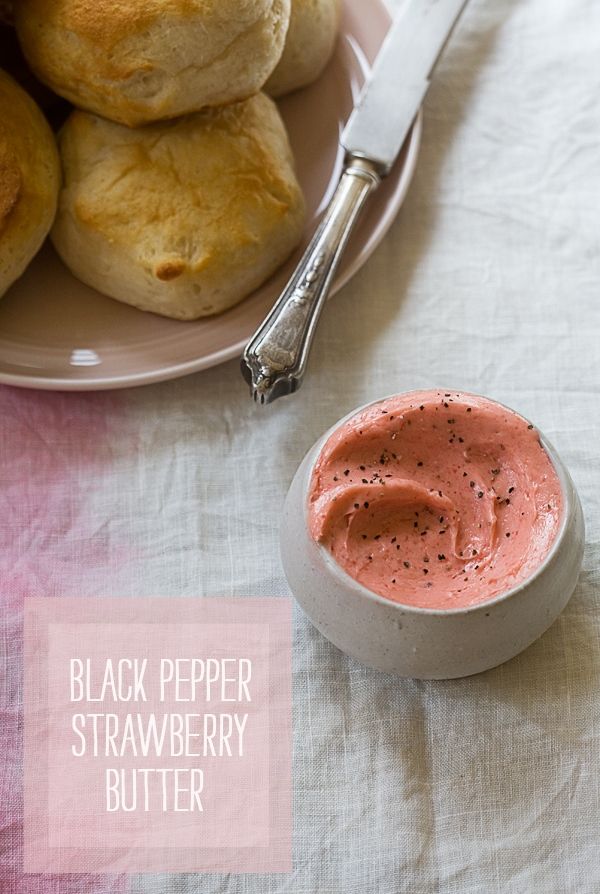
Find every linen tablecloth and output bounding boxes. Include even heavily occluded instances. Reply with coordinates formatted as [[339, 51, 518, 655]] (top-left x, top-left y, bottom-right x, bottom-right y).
[[2, 0, 600, 890]]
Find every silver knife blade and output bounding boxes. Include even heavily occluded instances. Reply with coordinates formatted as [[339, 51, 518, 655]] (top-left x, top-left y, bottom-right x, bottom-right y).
[[342, 0, 469, 173]]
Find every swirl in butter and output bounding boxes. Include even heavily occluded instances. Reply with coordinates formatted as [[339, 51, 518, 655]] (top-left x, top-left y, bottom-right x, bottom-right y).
[[308, 391, 562, 609]]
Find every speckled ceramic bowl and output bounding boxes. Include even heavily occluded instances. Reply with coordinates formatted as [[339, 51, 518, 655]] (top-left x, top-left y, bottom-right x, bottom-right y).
[[281, 396, 585, 679]]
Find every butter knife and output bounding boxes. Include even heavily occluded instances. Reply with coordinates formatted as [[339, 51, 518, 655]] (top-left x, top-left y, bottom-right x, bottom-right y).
[[241, 0, 470, 404]]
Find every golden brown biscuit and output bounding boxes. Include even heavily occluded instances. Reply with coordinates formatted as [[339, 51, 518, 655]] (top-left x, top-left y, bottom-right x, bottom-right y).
[[51, 93, 306, 320], [0, 69, 60, 299], [16, 0, 291, 127], [266, 0, 341, 97]]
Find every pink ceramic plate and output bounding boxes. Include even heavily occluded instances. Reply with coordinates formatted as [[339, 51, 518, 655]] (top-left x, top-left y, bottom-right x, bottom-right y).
[[0, 0, 422, 390]]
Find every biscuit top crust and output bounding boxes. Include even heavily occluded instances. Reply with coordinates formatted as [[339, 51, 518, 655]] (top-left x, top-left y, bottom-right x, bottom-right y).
[[20, 0, 275, 52]]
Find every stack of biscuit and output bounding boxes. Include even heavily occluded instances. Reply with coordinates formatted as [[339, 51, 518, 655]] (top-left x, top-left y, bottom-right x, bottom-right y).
[[0, 0, 341, 319]]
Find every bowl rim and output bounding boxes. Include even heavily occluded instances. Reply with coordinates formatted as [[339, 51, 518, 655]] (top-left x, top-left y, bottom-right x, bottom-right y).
[[300, 389, 574, 617]]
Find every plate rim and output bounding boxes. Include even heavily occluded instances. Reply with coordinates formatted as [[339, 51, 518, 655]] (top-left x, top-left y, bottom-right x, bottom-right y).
[[0, 5, 423, 392]]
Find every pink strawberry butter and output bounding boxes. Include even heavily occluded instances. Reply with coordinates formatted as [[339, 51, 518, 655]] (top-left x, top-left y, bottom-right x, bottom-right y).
[[308, 391, 562, 610]]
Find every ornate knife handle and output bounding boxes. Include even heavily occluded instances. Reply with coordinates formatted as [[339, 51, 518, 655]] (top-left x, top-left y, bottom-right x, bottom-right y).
[[241, 156, 382, 404]]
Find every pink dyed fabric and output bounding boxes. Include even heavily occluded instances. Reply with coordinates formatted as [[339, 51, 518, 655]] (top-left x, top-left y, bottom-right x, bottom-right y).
[[0, 387, 129, 894]]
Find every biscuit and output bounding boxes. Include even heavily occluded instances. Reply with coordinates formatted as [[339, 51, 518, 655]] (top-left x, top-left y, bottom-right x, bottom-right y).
[[266, 0, 341, 97], [0, 69, 60, 299], [51, 93, 306, 320], [16, 0, 291, 126]]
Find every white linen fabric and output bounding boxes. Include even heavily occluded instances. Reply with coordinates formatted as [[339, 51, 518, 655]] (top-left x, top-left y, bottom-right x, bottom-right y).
[[2, 0, 599, 891]]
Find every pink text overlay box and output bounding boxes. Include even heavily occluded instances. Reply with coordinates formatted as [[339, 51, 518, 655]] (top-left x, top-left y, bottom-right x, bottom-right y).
[[24, 597, 292, 873]]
